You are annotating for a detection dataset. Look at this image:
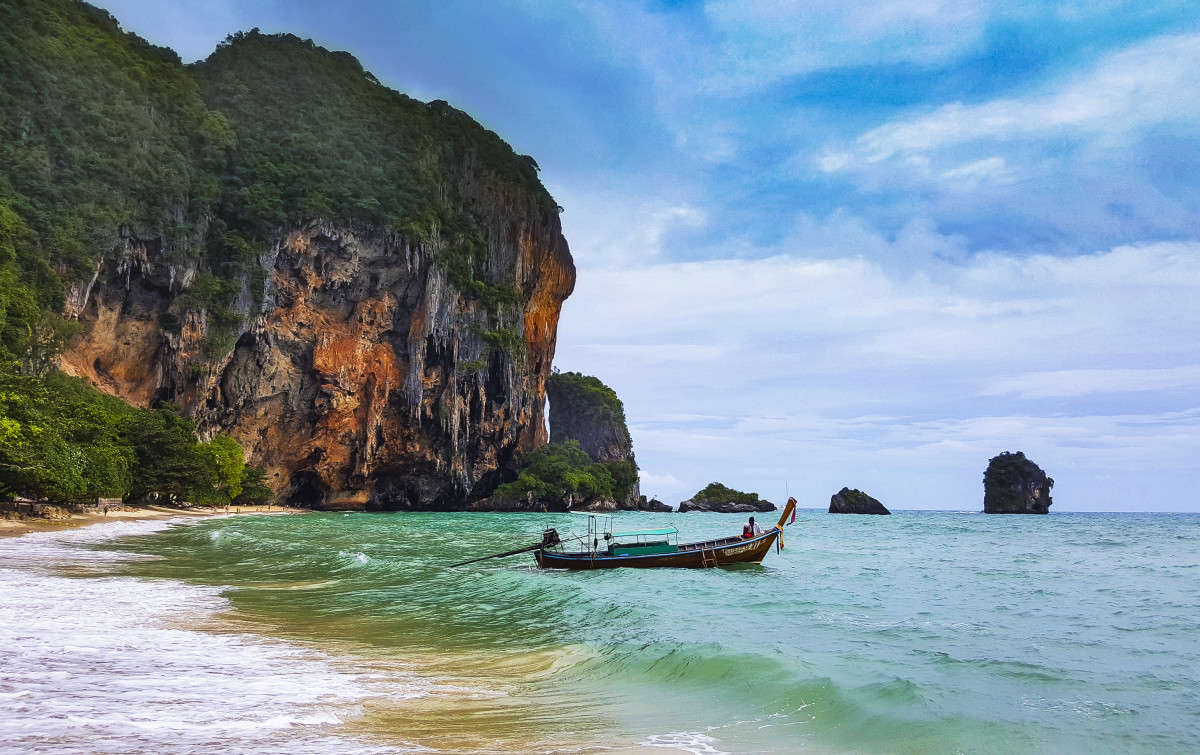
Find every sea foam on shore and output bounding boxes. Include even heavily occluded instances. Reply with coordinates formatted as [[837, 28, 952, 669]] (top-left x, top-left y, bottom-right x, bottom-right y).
[[0, 519, 421, 754]]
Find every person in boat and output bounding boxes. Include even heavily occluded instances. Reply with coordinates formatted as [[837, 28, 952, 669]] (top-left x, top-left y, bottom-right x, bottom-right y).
[[742, 516, 763, 539]]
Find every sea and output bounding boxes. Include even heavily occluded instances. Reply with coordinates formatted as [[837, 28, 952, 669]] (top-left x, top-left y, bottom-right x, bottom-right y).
[[1, 510, 1198, 754]]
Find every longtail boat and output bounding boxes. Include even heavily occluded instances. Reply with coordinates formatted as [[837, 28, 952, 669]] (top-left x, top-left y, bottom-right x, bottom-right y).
[[450, 497, 797, 570]]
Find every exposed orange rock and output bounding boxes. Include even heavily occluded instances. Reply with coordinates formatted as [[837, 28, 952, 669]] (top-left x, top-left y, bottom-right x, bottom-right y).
[[62, 198, 574, 510]]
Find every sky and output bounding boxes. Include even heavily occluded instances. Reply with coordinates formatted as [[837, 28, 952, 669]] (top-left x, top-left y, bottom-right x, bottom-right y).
[[100, 0, 1200, 511]]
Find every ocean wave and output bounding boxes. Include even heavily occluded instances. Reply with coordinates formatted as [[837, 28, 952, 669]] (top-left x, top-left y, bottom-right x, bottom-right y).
[[0, 520, 427, 754]]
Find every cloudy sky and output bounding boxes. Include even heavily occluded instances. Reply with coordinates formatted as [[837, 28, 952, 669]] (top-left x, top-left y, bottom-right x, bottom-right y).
[[103, 0, 1200, 511]]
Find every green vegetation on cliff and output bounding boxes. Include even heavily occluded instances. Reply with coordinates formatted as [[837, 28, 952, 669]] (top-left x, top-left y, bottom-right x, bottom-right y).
[[0, 0, 562, 505], [532, 370, 639, 505], [547, 371, 630, 446], [690, 482, 769, 508], [0, 0, 221, 296], [493, 441, 637, 506], [0, 0, 558, 365], [0, 361, 257, 505], [193, 29, 550, 236]]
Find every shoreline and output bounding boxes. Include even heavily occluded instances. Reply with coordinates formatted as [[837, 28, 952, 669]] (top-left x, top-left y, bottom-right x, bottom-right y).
[[0, 506, 676, 754], [0, 503, 305, 538]]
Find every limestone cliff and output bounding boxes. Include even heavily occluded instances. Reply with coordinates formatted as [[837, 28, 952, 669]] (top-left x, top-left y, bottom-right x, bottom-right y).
[[983, 452, 1053, 514], [547, 372, 634, 462], [474, 372, 644, 511], [64, 218, 572, 511], [52, 29, 575, 510], [545, 371, 640, 506]]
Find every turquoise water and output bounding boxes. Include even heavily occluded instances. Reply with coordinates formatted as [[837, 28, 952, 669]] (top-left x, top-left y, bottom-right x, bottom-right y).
[[5, 510, 1200, 753]]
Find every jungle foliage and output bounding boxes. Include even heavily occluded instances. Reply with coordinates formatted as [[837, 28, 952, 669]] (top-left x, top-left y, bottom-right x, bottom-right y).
[[690, 482, 771, 508], [0, 0, 557, 503], [0, 362, 255, 505], [493, 441, 638, 505]]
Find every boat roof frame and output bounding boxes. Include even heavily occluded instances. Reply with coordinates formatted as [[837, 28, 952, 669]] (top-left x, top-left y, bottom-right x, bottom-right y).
[[612, 527, 678, 538]]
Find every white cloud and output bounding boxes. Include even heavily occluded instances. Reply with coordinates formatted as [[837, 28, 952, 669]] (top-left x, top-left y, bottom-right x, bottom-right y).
[[982, 365, 1200, 399], [823, 33, 1200, 174], [637, 470, 683, 496], [701, 0, 991, 92], [555, 187, 707, 268], [941, 157, 1010, 184], [555, 240, 1200, 509]]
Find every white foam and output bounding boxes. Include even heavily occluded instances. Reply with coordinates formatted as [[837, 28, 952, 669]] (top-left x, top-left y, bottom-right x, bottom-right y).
[[0, 518, 425, 754], [641, 732, 729, 755]]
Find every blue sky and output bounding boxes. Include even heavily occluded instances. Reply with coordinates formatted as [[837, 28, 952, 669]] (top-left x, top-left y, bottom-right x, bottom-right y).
[[102, 0, 1200, 510]]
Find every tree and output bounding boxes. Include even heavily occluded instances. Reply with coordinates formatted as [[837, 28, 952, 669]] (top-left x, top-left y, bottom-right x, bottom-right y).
[[125, 406, 218, 503], [199, 434, 245, 503], [234, 466, 273, 506]]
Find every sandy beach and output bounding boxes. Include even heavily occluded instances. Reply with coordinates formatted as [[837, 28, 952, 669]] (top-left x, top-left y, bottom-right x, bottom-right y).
[[0, 504, 303, 538]]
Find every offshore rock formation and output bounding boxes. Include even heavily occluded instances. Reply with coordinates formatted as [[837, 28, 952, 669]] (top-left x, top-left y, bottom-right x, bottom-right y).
[[983, 452, 1053, 514], [829, 487, 890, 515], [678, 482, 776, 513], [545, 371, 640, 507], [640, 496, 672, 512], [474, 373, 647, 512], [547, 372, 634, 463]]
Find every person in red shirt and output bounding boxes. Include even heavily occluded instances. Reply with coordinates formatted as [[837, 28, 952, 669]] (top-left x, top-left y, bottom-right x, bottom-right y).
[[742, 516, 763, 539]]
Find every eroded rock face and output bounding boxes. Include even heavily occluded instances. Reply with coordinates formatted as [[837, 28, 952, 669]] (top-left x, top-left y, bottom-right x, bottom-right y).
[[63, 210, 574, 510], [829, 487, 890, 515], [983, 451, 1053, 514], [547, 373, 632, 462], [545, 371, 640, 506]]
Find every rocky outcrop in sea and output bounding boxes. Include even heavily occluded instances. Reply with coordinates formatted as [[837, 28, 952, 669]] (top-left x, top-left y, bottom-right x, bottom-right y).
[[983, 452, 1053, 514], [639, 497, 672, 512], [829, 487, 890, 515], [678, 482, 776, 513]]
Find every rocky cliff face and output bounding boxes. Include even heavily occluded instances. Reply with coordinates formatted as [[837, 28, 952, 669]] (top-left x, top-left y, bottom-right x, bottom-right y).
[[545, 372, 640, 506], [983, 452, 1053, 514], [64, 212, 573, 510], [547, 373, 633, 462], [829, 487, 890, 515], [4, 11, 576, 510]]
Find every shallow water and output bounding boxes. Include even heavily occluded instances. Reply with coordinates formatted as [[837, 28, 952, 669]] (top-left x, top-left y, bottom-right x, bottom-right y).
[[2, 510, 1199, 753]]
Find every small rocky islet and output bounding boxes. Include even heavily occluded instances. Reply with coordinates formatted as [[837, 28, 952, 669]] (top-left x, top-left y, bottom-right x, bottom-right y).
[[677, 482, 776, 513], [829, 488, 890, 515], [983, 451, 1054, 514]]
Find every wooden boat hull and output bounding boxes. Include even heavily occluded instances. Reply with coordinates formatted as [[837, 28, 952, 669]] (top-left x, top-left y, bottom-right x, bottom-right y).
[[534, 528, 781, 570]]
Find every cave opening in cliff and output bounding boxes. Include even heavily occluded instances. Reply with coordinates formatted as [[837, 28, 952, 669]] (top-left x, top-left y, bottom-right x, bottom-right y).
[[287, 471, 329, 509]]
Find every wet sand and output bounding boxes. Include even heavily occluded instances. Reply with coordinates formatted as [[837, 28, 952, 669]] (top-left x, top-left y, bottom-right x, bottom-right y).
[[0, 504, 303, 538]]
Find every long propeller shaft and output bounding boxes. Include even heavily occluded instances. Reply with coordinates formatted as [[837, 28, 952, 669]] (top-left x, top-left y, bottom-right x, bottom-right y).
[[448, 528, 561, 568], [448, 542, 545, 568]]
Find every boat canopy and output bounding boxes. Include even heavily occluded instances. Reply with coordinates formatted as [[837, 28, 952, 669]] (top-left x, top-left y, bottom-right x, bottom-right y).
[[612, 527, 677, 538]]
